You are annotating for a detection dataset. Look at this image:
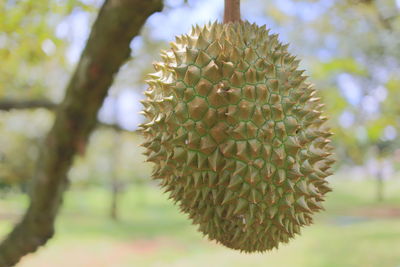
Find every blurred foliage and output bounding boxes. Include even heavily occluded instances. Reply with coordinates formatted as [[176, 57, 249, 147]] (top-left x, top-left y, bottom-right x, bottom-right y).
[[0, 109, 53, 189], [0, 0, 98, 187], [251, 0, 400, 166], [69, 129, 152, 188], [0, 0, 400, 189], [0, 1, 400, 264], [0, 0, 89, 100]]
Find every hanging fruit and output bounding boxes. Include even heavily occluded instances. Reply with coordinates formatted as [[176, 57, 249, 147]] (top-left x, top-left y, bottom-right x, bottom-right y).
[[140, 0, 335, 252]]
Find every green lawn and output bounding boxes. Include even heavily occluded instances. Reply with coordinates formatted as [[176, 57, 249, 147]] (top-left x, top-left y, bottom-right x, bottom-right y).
[[1, 175, 400, 267]]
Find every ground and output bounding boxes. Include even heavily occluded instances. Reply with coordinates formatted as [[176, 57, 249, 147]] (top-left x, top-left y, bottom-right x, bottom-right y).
[[1, 175, 400, 267]]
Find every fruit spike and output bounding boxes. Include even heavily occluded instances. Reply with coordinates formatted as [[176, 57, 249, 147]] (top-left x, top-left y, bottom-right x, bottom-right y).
[[140, 21, 335, 252]]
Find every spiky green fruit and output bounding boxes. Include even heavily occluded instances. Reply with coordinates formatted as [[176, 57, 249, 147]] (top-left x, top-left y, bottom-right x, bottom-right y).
[[140, 21, 335, 252]]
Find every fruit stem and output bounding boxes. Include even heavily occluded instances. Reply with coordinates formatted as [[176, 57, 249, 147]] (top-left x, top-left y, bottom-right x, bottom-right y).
[[224, 0, 241, 23]]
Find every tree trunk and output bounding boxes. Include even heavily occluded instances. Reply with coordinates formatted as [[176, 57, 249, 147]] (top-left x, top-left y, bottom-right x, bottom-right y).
[[110, 183, 119, 221], [0, 1, 163, 266], [110, 121, 122, 221], [376, 169, 384, 202]]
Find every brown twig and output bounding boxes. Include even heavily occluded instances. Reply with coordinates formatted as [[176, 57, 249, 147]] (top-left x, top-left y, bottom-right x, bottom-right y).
[[224, 0, 241, 23]]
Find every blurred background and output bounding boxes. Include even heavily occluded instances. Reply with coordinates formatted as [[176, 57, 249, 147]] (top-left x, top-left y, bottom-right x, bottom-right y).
[[1, 0, 400, 266]]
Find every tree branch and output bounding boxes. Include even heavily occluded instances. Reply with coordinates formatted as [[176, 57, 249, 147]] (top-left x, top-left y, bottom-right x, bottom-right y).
[[0, 99, 57, 111], [0, 99, 132, 133], [0, 0, 163, 266]]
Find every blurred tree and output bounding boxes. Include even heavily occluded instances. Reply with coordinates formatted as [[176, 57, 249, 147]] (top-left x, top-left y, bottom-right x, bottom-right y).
[[0, 110, 52, 190], [250, 0, 400, 200], [0, 0, 399, 264], [0, 0, 95, 100], [0, 0, 163, 265]]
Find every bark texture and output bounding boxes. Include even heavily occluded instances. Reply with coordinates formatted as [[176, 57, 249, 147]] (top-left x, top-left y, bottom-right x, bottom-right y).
[[0, 0, 163, 266]]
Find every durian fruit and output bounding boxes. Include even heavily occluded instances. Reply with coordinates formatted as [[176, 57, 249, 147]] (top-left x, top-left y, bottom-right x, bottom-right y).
[[140, 21, 335, 252]]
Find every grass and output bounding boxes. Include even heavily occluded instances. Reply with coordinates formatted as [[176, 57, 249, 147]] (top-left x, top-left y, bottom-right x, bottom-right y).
[[1, 174, 400, 267]]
